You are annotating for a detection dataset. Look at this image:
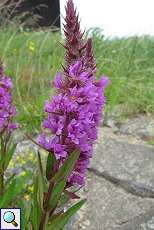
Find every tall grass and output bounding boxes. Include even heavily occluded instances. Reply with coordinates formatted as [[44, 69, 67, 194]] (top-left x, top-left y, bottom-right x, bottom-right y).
[[0, 26, 154, 132], [92, 31, 154, 117], [0, 26, 63, 132]]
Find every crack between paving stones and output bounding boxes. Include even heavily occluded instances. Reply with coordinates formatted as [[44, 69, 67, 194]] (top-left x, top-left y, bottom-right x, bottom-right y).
[[115, 213, 144, 226], [88, 167, 154, 199], [114, 208, 154, 229]]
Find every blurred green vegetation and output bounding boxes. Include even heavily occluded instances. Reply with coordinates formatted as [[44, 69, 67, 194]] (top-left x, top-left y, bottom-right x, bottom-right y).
[[0, 26, 154, 133]]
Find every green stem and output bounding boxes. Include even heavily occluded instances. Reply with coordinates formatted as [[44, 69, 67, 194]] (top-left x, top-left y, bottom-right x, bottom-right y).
[[39, 180, 55, 230], [39, 211, 47, 230], [0, 171, 4, 197]]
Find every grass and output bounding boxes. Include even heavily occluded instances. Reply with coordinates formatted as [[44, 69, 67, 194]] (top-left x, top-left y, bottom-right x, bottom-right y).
[[148, 141, 154, 146], [0, 26, 154, 133]]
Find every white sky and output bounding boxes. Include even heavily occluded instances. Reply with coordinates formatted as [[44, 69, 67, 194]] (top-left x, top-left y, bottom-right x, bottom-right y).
[[60, 0, 154, 38]]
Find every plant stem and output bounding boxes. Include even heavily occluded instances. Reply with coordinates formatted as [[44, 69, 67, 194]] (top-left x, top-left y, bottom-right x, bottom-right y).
[[0, 171, 4, 197], [39, 211, 47, 230], [39, 180, 55, 230]]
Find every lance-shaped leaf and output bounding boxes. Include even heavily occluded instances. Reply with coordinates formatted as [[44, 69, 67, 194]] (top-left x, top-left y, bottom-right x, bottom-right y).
[[58, 190, 80, 208], [46, 152, 57, 181], [31, 176, 41, 230], [37, 151, 47, 210], [0, 176, 26, 207], [48, 180, 66, 210], [47, 199, 86, 230], [47, 150, 80, 210], [4, 143, 17, 171], [17, 199, 31, 230], [52, 149, 80, 182]]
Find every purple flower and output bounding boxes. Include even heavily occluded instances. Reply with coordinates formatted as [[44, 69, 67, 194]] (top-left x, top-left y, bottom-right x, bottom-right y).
[[39, 61, 109, 186], [53, 73, 64, 89], [39, 0, 110, 187], [0, 65, 18, 134], [64, 0, 86, 71]]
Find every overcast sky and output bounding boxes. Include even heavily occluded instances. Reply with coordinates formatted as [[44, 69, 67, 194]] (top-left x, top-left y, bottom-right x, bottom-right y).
[[60, 0, 154, 38]]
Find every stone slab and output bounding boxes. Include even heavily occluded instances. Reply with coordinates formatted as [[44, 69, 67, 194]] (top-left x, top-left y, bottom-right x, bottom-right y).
[[91, 129, 154, 186], [72, 128, 154, 230], [73, 174, 154, 230]]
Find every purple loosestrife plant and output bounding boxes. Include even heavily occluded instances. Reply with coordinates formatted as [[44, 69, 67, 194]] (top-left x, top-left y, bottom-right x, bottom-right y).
[[0, 62, 18, 197], [39, 0, 109, 186], [37, 0, 109, 229], [0, 1, 109, 228], [63, 0, 86, 73], [84, 38, 97, 76], [39, 61, 109, 186]]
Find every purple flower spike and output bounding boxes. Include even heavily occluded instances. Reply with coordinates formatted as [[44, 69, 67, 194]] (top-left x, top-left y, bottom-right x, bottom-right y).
[[39, 0, 109, 187], [0, 62, 18, 134], [39, 60, 109, 186], [84, 38, 97, 76], [63, 0, 86, 73]]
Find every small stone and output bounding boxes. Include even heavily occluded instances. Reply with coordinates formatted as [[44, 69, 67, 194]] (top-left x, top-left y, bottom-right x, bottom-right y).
[[12, 130, 25, 144], [105, 118, 116, 128], [83, 220, 90, 227], [119, 115, 154, 141], [140, 217, 154, 230]]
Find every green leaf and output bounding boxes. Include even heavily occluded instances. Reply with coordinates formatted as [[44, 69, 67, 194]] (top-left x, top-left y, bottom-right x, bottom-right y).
[[24, 204, 32, 226], [64, 190, 80, 200], [4, 143, 17, 171], [59, 190, 80, 208], [46, 150, 80, 211], [48, 199, 86, 230], [17, 200, 31, 230], [31, 176, 41, 230], [5, 173, 16, 187], [31, 203, 41, 230], [58, 192, 70, 208], [37, 174, 44, 211], [0, 150, 5, 171], [37, 177, 44, 210], [49, 180, 66, 209], [0, 176, 25, 207], [53, 150, 80, 182], [37, 152, 47, 210], [46, 152, 57, 181], [16, 199, 26, 229]]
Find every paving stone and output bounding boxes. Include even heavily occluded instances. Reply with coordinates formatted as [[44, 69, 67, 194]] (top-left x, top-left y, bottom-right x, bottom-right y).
[[119, 115, 154, 141], [72, 174, 154, 230], [72, 127, 154, 230], [8, 124, 154, 230], [91, 129, 154, 186]]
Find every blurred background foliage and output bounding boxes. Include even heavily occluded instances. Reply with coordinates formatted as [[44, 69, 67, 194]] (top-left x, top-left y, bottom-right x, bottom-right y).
[[0, 1, 154, 133]]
